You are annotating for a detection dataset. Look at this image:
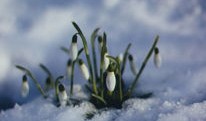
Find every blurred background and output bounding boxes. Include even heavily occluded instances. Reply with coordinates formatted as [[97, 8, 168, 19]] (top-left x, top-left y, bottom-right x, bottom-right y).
[[0, 0, 206, 110]]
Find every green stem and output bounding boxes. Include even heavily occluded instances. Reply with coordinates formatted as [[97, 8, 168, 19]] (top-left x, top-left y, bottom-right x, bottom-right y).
[[100, 36, 107, 98], [91, 28, 100, 82], [16, 65, 47, 98], [70, 48, 84, 96], [70, 61, 75, 95], [72, 22, 97, 95], [91, 94, 107, 105], [39, 64, 54, 84], [121, 43, 131, 74], [127, 35, 159, 97]]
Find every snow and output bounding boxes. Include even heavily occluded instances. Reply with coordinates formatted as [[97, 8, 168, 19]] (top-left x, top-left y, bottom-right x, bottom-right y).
[[1, 96, 206, 121], [1, 0, 206, 121]]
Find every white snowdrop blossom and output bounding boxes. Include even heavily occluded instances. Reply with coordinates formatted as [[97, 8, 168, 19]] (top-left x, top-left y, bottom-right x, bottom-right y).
[[21, 75, 29, 98], [69, 35, 78, 61], [128, 54, 138, 75], [103, 53, 110, 71], [79, 59, 90, 80], [58, 84, 68, 107], [154, 47, 162, 68], [106, 66, 116, 92]]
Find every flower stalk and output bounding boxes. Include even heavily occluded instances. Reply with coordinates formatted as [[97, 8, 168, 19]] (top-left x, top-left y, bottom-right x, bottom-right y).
[[72, 22, 97, 95], [16, 65, 47, 98]]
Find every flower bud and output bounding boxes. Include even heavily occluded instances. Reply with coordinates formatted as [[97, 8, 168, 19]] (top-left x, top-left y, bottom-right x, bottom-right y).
[[58, 83, 68, 106], [106, 65, 116, 92], [128, 54, 138, 75], [154, 47, 162, 68], [21, 75, 29, 97], [69, 34, 78, 61], [78, 59, 90, 80]]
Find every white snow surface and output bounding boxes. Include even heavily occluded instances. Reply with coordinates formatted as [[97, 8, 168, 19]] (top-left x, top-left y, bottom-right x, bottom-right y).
[[1, 95, 206, 121]]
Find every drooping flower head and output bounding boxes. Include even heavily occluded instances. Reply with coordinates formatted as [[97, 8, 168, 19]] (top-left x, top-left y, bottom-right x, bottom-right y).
[[154, 47, 162, 68], [21, 74, 29, 98]]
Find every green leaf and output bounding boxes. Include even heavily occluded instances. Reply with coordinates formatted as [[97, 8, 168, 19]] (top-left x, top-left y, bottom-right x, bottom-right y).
[[16, 65, 47, 98], [91, 94, 107, 105], [121, 43, 131, 74], [39, 64, 52, 77], [126, 35, 159, 98], [91, 28, 100, 82], [72, 21, 98, 95], [60, 46, 70, 55]]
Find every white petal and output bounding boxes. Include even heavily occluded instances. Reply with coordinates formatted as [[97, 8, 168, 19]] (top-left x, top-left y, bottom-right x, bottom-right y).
[[21, 81, 29, 97], [80, 64, 90, 80], [58, 91, 68, 107], [70, 43, 78, 61], [106, 72, 116, 92], [154, 53, 162, 68], [104, 53, 110, 71]]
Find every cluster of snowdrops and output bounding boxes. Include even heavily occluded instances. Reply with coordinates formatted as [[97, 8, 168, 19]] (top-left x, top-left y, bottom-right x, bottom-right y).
[[17, 22, 162, 109]]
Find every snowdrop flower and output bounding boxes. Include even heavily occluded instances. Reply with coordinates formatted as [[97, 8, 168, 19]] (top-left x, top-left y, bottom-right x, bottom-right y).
[[78, 59, 90, 81], [58, 84, 68, 107], [21, 75, 29, 98], [69, 35, 78, 61], [67, 59, 72, 80], [154, 47, 162, 68], [106, 65, 116, 92], [103, 53, 110, 71], [128, 54, 138, 75]]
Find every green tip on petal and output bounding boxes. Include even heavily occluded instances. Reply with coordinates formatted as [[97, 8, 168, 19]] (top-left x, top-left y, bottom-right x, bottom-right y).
[[22, 75, 27, 82], [67, 59, 72, 66], [46, 77, 51, 85], [58, 83, 65, 92], [107, 64, 114, 72], [154, 47, 159, 54], [78, 59, 84, 65], [128, 54, 133, 61], [98, 36, 103, 43], [72, 34, 77, 43]]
